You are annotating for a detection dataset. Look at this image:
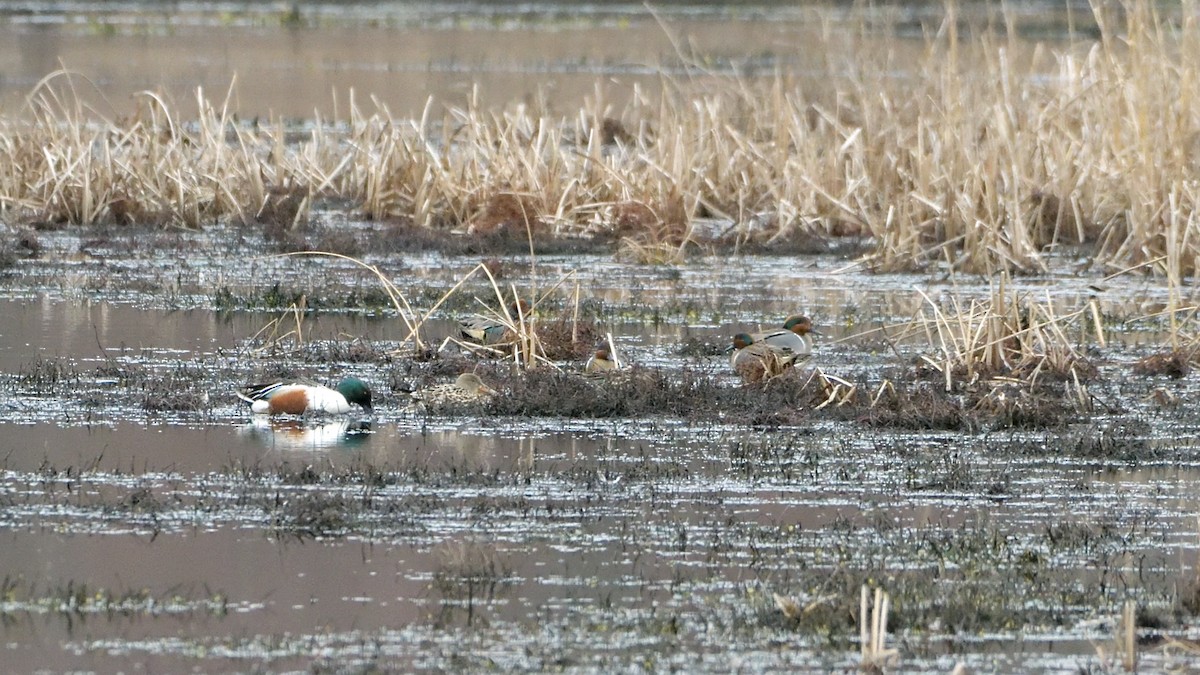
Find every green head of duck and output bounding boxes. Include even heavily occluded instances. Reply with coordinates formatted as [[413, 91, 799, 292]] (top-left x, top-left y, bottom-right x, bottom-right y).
[[335, 377, 373, 412]]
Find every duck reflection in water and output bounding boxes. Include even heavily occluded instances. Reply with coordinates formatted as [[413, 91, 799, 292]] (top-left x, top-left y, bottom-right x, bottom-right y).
[[239, 418, 373, 452]]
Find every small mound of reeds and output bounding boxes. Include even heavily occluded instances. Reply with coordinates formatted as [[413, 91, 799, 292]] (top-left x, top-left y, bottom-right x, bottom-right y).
[[431, 539, 513, 626], [866, 382, 972, 431], [271, 492, 354, 538], [533, 316, 604, 362], [487, 367, 669, 418], [16, 356, 79, 394], [0, 226, 40, 267], [1133, 350, 1195, 379], [678, 336, 727, 358], [913, 281, 1102, 394]]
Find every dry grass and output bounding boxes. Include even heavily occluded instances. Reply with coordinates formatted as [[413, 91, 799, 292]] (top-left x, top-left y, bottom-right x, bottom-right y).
[[860, 586, 898, 671], [910, 279, 1101, 392], [1, 6, 1199, 277]]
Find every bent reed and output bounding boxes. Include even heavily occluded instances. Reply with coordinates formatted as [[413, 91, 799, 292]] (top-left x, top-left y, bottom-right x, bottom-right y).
[[1, 3, 1197, 277]]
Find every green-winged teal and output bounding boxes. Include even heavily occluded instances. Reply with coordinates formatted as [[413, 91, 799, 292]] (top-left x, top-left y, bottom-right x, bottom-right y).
[[460, 300, 530, 345], [751, 315, 815, 357]]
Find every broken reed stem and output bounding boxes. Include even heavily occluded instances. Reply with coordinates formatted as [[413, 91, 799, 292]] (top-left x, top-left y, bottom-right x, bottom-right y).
[[605, 331, 618, 367], [1088, 297, 1107, 348], [872, 587, 885, 655], [1122, 599, 1136, 671], [509, 281, 532, 367], [571, 279, 580, 346], [274, 250, 424, 349], [859, 585, 869, 659], [292, 296, 305, 346], [858, 585, 898, 669]]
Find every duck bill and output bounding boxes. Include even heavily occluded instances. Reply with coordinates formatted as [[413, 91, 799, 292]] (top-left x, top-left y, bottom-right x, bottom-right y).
[[479, 384, 500, 397]]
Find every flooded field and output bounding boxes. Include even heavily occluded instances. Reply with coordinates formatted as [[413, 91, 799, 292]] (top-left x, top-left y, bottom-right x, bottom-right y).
[[0, 222, 1198, 672], [3, 1, 1200, 673]]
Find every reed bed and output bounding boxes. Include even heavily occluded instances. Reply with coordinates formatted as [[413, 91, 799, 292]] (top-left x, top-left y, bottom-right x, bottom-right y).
[[913, 279, 1102, 391], [0, 4, 1198, 276]]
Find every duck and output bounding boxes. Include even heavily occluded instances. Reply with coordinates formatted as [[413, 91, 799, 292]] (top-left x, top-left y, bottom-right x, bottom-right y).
[[730, 333, 795, 369], [460, 300, 530, 345], [750, 315, 816, 357], [585, 346, 622, 373], [238, 378, 373, 415], [410, 373, 498, 408], [729, 333, 800, 381]]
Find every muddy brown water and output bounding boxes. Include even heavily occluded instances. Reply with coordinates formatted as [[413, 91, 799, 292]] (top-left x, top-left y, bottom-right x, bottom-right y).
[[3, 2, 1200, 673], [0, 3, 850, 119], [0, 1, 1090, 119]]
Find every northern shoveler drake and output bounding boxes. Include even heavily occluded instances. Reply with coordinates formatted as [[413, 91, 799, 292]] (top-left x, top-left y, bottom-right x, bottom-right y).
[[730, 332, 801, 381], [460, 300, 530, 345], [751, 315, 816, 357], [585, 346, 622, 373], [410, 373, 498, 408], [238, 378, 373, 415]]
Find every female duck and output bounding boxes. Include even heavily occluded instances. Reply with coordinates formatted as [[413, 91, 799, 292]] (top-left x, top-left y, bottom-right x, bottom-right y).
[[585, 346, 622, 373], [411, 373, 498, 408]]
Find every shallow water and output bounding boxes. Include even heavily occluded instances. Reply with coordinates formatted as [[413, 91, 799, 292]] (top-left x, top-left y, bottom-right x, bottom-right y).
[[3, 407, 1200, 671], [0, 3, 846, 119], [0, 1, 1094, 119]]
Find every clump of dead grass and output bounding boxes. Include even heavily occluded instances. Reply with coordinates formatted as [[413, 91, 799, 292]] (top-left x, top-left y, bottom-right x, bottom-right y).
[[0, 226, 40, 267], [678, 335, 727, 358], [1133, 350, 1195, 379], [431, 539, 513, 626], [271, 492, 354, 538], [534, 316, 604, 361], [18, 356, 78, 389], [866, 383, 972, 431], [912, 282, 1101, 394], [486, 364, 853, 423]]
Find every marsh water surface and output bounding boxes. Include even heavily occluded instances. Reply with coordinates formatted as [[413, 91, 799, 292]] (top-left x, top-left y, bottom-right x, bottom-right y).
[[2, 2, 1200, 673], [0, 221, 1199, 672]]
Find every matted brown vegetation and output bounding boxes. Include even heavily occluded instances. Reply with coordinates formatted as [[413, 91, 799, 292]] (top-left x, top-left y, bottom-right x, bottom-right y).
[[1134, 350, 1196, 379], [1, 5, 1198, 276]]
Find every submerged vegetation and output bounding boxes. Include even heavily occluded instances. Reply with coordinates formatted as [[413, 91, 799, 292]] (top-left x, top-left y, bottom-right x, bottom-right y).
[[0, 4, 1198, 278]]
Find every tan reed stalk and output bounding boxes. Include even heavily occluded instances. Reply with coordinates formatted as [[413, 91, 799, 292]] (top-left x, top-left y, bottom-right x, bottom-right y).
[[273, 251, 424, 350], [1121, 599, 1136, 671]]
